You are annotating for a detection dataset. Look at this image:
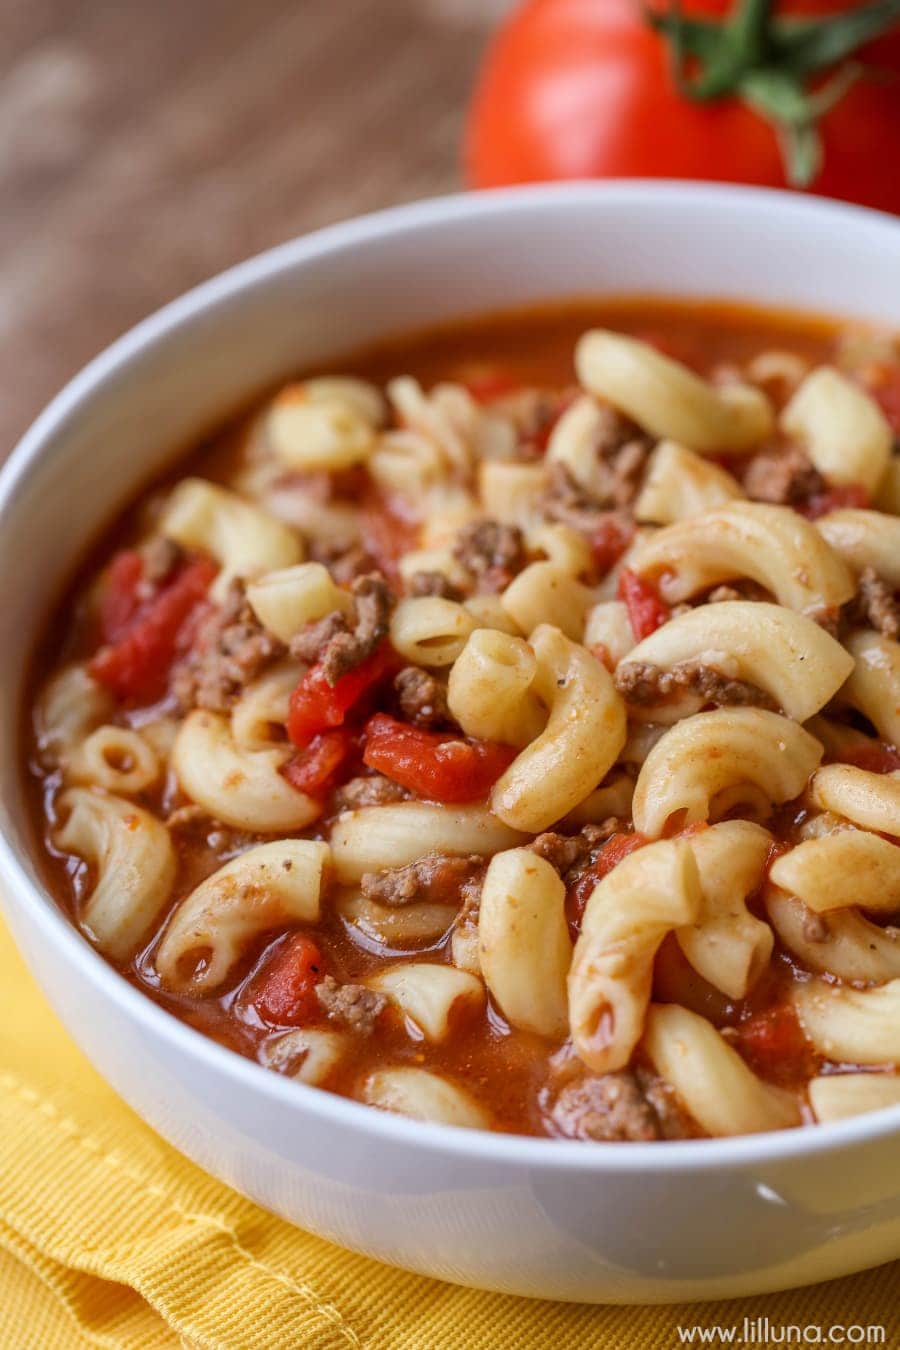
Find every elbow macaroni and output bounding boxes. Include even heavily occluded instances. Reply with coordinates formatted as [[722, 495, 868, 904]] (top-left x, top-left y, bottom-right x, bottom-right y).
[[491, 625, 627, 833], [631, 708, 823, 838], [478, 849, 571, 1038], [160, 478, 303, 599], [54, 789, 176, 961], [575, 330, 774, 451], [156, 840, 330, 994], [569, 840, 701, 1073]]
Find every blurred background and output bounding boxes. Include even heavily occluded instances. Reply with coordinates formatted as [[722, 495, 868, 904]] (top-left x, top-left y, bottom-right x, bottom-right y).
[[2, 0, 511, 450]]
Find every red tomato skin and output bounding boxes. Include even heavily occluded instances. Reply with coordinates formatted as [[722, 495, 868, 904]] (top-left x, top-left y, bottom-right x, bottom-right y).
[[282, 728, 356, 798], [591, 515, 634, 575], [841, 742, 900, 774], [362, 713, 516, 803], [798, 482, 870, 520], [735, 1003, 816, 1082], [99, 551, 145, 643], [464, 0, 900, 214], [618, 566, 669, 638], [868, 364, 900, 433], [90, 557, 216, 704], [251, 934, 326, 1027], [566, 830, 646, 936], [287, 642, 395, 747]]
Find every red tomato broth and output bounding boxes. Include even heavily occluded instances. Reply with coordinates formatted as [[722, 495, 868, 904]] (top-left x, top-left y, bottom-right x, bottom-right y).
[[23, 297, 900, 1142]]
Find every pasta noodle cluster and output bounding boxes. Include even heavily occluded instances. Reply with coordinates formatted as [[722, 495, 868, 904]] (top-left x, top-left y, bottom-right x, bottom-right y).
[[30, 302, 900, 1140]]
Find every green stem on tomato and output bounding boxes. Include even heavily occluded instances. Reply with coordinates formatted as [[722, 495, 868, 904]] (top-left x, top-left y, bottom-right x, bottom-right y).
[[648, 0, 900, 187]]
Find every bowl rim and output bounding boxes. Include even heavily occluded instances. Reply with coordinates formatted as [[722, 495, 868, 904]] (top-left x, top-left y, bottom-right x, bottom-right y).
[[4, 178, 900, 1172]]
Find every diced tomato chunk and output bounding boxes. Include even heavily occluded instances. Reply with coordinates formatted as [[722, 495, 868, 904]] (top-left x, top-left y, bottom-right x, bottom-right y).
[[734, 1003, 815, 1082], [865, 363, 900, 435], [89, 557, 216, 704], [98, 550, 145, 642], [362, 712, 515, 803], [282, 728, 356, 798], [251, 933, 326, 1027], [566, 831, 647, 938], [462, 368, 520, 403], [590, 515, 633, 575], [287, 642, 395, 747], [359, 496, 418, 584], [841, 742, 900, 774], [618, 567, 669, 639], [798, 483, 870, 520]]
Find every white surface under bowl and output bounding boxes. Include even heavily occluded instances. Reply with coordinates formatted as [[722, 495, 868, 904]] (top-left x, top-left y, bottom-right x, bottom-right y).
[[0, 183, 898, 1304]]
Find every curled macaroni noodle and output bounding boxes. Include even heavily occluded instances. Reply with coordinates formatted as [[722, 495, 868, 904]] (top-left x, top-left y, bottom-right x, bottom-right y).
[[765, 890, 900, 983], [569, 840, 701, 1073], [617, 602, 853, 722], [366, 963, 484, 1042], [36, 665, 113, 768], [67, 725, 160, 795], [447, 629, 545, 747], [54, 789, 176, 960], [769, 831, 900, 915], [246, 563, 351, 643], [809, 764, 900, 835], [634, 440, 743, 524], [491, 624, 627, 833], [816, 509, 900, 588], [792, 979, 900, 1064], [478, 849, 571, 1038], [808, 1073, 900, 1123], [630, 502, 855, 611], [575, 330, 774, 451], [500, 561, 595, 641], [839, 630, 900, 744], [156, 840, 330, 994], [330, 803, 525, 883], [161, 478, 303, 598], [172, 710, 321, 832], [363, 1067, 491, 1128], [261, 1028, 348, 1086], [390, 596, 476, 667], [631, 708, 823, 838], [676, 822, 774, 999], [781, 367, 892, 493], [644, 1004, 801, 1136]]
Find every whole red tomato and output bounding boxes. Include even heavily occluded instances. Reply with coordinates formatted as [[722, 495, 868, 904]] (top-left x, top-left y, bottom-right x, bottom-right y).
[[465, 0, 900, 212]]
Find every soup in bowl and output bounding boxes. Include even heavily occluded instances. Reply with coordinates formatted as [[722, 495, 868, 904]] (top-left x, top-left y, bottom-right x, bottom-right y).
[[2, 184, 900, 1301]]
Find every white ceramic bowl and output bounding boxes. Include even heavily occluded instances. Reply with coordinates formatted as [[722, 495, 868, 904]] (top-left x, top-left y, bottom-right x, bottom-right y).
[[1, 183, 899, 1305]]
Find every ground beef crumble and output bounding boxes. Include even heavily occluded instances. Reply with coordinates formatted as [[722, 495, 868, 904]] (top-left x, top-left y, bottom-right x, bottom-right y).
[[527, 822, 622, 902], [540, 463, 630, 534], [408, 570, 464, 601], [290, 571, 394, 684], [315, 976, 386, 1034], [846, 566, 900, 640], [331, 774, 409, 812], [172, 578, 285, 712], [544, 1056, 694, 1142], [614, 658, 777, 710], [527, 823, 616, 876], [360, 852, 483, 907], [452, 519, 525, 592], [309, 539, 377, 585], [742, 445, 825, 506], [394, 665, 450, 728]]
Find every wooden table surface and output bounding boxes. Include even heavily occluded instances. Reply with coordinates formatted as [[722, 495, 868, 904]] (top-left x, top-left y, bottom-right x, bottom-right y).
[[1, 0, 509, 451]]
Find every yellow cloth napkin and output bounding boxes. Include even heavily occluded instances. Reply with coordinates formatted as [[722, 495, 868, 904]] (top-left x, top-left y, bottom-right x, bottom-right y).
[[0, 918, 896, 1350]]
